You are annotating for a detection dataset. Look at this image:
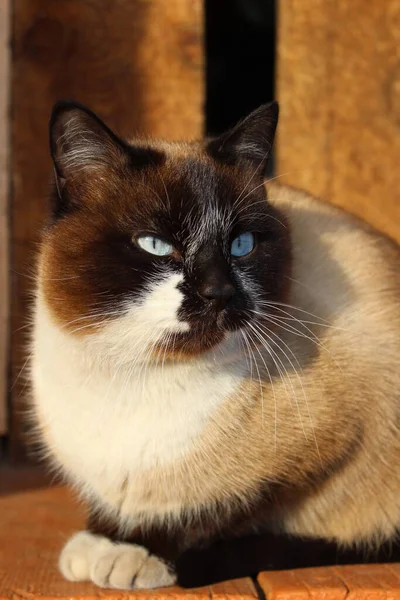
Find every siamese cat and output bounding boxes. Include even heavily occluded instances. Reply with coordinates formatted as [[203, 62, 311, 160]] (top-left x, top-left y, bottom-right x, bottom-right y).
[[31, 100, 400, 589]]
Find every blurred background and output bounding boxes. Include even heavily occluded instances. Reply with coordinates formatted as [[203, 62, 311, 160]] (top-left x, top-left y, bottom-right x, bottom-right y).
[[0, 0, 399, 464]]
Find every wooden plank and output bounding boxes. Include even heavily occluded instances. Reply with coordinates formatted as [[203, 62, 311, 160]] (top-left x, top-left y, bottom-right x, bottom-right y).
[[0, 0, 10, 437], [330, 0, 400, 242], [276, 0, 333, 201], [332, 564, 388, 600], [258, 564, 400, 600], [210, 579, 258, 600], [294, 567, 348, 600], [10, 0, 204, 461], [276, 0, 400, 243], [258, 570, 310, 600]]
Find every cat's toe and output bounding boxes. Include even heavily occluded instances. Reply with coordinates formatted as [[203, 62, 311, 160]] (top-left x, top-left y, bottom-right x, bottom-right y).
[[134, 555, 177, 589], [59, 530, 176, 589], [59, 531, 108, 581], [93, 543, 148, 589]]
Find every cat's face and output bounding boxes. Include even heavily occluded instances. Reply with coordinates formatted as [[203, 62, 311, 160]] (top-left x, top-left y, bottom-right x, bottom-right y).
[[40, 101, 290, 359]]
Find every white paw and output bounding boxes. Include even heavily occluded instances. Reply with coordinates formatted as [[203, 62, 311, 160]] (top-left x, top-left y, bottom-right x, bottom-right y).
[[59, 531, 176, 589]]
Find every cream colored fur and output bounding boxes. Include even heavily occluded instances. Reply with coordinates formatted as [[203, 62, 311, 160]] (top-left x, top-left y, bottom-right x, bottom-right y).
[[32, 184, 400, 588]]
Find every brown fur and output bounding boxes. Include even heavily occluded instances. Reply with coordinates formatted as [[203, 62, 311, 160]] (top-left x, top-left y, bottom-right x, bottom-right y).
[[44, 183, 400, 552], [34, 102, 400, 586]]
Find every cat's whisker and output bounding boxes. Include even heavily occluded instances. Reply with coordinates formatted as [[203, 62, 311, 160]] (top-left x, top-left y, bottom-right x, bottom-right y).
[[257, 311, 344, 375], [253, 306, 345, 335], [247, 326, 279, 446], [240, 329, 254, 382], [11, 351, 34, 392], [264, 170, 307, 185], [13, 322, 34, 334], [247, 322, 297, 446], [251, 320, 308, 443], [241, 328, 266, 432], [10, 269, 82, 283], [260, 304, 337, 353], [255, 320, 323, 464], [266, 314, 347, 331], [256, 300, 333, 326]]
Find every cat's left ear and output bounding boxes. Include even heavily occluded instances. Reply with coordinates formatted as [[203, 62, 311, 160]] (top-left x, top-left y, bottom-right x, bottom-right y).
[[207, 101, 279, 170]]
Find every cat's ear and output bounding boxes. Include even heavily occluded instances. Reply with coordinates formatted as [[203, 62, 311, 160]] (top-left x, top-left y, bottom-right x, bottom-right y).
[[49, 101, 164, 217], [49, 101, 129, 190], [207, 101, 279, 170]]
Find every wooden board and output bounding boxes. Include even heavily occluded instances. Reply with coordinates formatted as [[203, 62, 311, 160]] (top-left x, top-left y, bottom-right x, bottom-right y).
[[0, 0, 10, 437], [276, 0, 400, 243], [10, 0, 204, 461]]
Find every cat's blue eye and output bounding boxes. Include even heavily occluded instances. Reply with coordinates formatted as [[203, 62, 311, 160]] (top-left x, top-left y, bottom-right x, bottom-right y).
[[231, 232, 255, 257], [136, 235, 174, 257]]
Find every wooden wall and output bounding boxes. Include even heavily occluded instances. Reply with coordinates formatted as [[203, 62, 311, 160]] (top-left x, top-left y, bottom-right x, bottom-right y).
[[0, 0, 10, 438], [277, 0, 400, 243], [10, 0, 204, 461]]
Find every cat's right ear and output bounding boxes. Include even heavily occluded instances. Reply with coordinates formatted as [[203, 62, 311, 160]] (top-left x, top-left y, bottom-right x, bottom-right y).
[[49, 101, 129, 203]]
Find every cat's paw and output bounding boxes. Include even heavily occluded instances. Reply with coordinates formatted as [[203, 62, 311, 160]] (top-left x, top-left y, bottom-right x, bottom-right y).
[[59, 531, 176, 589]]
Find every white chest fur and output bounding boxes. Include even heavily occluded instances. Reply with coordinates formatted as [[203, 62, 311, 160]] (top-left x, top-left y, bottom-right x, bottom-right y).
[[31, 300, 245, 519]]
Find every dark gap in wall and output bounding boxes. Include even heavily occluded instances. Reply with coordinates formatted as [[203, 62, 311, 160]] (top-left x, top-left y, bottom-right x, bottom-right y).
[[205, 0, 276, 175]]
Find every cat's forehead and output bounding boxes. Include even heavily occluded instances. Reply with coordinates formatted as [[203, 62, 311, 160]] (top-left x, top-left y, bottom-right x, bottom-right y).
[[134, 145, 246, 213], [132, 154, 232, 244]]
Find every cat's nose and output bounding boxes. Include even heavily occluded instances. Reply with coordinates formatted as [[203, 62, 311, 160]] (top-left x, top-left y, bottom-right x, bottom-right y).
[[198, 281, 236, 311]]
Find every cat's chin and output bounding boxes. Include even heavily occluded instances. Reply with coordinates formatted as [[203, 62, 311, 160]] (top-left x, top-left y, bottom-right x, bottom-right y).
[[152, 320, 248, 360]]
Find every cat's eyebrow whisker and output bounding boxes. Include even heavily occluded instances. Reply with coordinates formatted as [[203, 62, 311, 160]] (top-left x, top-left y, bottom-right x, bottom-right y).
[[233, 181, 267, 213], [233, 150, 270, 210], [136, 176, 166, 208], [155, 168, 172, 210]]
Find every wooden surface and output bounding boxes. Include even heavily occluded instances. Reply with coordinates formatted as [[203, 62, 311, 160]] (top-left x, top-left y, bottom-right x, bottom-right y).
[[258, 566, 400, 600], [10, 0, 204, 461], [277, 0, 400, 243], [0, 0, 10, 437], [2, 470, 400, 600], [0, 470, 257, 600]]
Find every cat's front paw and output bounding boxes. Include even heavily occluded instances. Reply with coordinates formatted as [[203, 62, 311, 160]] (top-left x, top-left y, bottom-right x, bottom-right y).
[[59, 531, 176, 589]]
